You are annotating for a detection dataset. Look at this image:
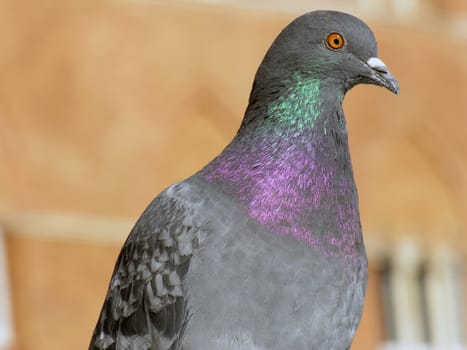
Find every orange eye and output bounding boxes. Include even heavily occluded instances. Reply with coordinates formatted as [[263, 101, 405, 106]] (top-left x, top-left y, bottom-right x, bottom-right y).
[[326, 32, 345, 50]]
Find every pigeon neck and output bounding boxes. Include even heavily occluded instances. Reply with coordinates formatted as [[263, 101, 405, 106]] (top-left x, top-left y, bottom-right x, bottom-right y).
[[201, 75, 363, 258], [241, 75, 327, 129]]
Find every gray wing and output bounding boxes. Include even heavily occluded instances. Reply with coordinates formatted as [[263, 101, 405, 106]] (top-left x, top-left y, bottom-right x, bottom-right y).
[[89, 184, 200, 350]]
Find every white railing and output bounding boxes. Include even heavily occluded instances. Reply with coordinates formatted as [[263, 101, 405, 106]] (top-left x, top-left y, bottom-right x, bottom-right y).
[[380, 239, 466, 349], [0, 227, 13, 350]]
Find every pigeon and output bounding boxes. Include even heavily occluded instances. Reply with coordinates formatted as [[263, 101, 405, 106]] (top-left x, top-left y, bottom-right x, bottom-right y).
[[89, 10, 399, 350]]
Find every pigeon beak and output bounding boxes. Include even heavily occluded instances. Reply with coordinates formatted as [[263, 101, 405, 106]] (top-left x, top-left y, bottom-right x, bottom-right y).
[[366, 57, 400, 95]]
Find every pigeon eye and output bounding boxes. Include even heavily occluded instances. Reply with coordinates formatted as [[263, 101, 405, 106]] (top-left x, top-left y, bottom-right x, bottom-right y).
[[326, 32, 345, 50]]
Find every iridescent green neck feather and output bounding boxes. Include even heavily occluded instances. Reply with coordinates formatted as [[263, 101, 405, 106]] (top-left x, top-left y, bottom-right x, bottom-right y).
[[267, 76, 321, 131]]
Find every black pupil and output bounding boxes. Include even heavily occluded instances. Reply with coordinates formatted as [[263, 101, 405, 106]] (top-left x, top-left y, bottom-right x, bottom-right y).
[[333, 38, 340, 45]]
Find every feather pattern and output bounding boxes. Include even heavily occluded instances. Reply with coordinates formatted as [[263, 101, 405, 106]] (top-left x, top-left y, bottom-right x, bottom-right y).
[[89, 184, 200, 350]]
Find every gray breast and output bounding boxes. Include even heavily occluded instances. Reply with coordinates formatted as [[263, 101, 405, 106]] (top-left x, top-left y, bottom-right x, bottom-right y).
[[181, 185, 367, 350]]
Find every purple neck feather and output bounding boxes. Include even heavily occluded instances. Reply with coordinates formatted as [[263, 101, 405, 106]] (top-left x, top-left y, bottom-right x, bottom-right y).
[[201, 81, 363, 258]]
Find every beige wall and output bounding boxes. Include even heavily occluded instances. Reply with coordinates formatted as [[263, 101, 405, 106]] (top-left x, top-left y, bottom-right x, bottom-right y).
[[0, 1, 466, 349]]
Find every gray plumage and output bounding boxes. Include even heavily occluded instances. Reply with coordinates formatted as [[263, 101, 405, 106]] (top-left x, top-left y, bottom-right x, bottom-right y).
[[90, 10, 398, 350]]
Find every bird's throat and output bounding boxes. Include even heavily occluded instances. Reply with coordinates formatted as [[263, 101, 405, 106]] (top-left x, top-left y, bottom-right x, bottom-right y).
[[202, 77, 362, 257]]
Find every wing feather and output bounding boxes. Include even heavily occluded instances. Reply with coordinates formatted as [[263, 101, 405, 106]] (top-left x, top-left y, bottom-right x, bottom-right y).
[[89, 184, 199, 350]]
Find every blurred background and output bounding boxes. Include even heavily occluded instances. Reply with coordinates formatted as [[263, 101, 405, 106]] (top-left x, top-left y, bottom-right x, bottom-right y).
[[0, 0, 465, 349]]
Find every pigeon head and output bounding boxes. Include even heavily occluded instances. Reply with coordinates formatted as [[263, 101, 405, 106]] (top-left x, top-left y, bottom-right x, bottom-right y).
[[252, 10, 399, 99]]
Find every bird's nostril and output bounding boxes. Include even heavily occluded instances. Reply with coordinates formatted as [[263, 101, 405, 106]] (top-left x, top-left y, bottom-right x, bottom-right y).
[[367, 57, 389, 74], [374, 66, 388, 74]]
